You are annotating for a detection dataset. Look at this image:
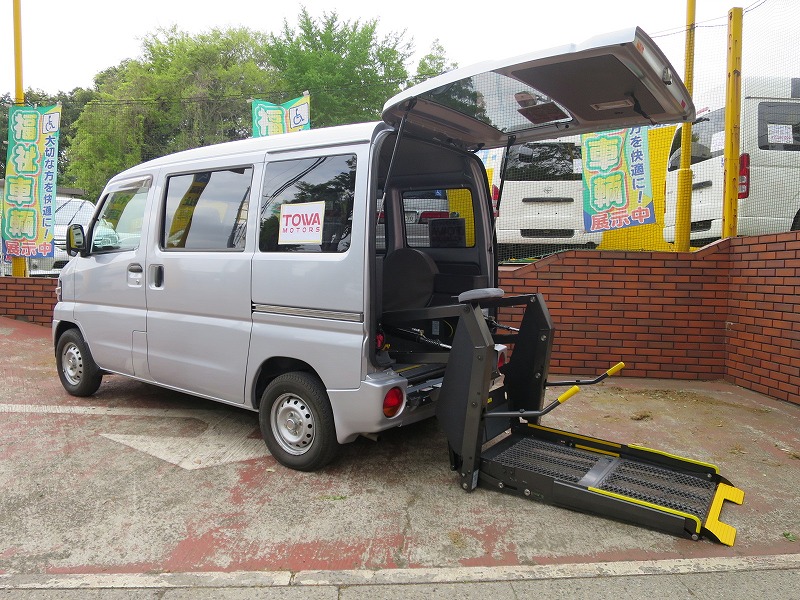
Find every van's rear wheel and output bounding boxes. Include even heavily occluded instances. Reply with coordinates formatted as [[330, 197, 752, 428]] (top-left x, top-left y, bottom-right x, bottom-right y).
[[56, 328, 102, 396], [259, 372, 340, 472]]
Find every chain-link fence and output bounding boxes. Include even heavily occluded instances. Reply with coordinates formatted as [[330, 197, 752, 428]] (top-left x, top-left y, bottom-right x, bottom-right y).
[[3, 1, 797, 275], [494, 0, 800, 262]]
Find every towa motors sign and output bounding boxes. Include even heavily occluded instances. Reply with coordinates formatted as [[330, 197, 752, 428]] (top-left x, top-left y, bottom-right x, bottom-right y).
[[278, 201, 325, 245]]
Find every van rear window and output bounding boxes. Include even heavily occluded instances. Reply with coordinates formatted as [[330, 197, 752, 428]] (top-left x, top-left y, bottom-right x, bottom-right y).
[[758, 102, 800, 151], [259, 154, 356, 253]]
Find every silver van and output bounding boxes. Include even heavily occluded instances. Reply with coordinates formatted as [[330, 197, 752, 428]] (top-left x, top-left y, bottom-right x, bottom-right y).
[[54, 27, 694, 472]]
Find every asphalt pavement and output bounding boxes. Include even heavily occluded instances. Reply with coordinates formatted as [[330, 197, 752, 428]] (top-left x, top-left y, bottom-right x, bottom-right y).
[[1, 316, 798, 597]]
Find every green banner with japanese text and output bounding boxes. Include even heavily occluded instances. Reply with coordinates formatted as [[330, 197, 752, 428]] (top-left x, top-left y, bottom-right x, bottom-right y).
[[582, 127, 655, 233], [252, 96, 311, 137], [2, 104, 61, 258]]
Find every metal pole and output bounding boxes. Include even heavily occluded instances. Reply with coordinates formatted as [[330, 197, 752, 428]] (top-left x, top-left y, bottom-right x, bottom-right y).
[[9, 0, 29, 277], [722, 8, 743, 239], [674, 0, 696, 252]]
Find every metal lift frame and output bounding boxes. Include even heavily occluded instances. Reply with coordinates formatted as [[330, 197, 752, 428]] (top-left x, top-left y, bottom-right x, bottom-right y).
[[425, 292, 744, 545]]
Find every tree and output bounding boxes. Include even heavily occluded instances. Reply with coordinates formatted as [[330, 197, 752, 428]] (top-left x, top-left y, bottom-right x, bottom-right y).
[[412, 40, 458, 85], [266, 9, 412, 127], [65, 27, 279, 200]]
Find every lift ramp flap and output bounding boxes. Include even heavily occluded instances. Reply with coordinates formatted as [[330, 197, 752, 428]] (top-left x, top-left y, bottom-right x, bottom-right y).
[[435, 292, 744, 545]]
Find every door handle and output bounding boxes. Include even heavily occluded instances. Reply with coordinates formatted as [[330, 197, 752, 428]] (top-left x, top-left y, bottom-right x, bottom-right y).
[[127, 263, 143, 287], [151, 264, 164, 288]]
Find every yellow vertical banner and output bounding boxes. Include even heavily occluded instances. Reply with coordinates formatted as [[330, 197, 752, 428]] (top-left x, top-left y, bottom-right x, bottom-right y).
[[2, 104, 61, 259]]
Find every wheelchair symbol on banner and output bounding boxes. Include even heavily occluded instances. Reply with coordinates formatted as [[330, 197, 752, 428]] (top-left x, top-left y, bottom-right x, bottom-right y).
[[288, 102, 310, 130]]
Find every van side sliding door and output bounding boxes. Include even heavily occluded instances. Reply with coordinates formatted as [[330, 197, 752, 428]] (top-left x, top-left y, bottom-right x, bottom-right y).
[[144, 160, 258, 404]]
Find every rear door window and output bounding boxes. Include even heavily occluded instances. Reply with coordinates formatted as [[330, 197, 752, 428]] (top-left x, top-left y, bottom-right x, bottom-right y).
[[402, 188, 475, 248], [163, 168, 252, 251], [758, 101, 800, 151]]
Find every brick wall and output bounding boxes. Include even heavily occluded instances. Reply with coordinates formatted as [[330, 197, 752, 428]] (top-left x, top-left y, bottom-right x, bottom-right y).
[[498, 232, 800, 405], [1, 231, 798, 403], [725, 234, 800, 402], [0, 276, 58, 327]]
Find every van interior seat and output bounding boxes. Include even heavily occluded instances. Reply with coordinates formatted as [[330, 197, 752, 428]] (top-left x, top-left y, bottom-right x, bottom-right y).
[[382, 247, 439, 312]]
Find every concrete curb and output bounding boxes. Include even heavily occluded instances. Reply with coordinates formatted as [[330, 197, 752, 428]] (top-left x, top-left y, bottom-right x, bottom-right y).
[[1, 554, 798, 589]]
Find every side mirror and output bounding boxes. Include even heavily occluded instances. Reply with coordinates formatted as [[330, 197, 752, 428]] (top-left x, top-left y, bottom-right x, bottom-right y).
[[66, 224, 87, 257]]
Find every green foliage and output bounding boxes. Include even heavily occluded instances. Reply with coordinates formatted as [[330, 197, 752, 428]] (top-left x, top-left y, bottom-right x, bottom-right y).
[[266, 8, 412, 126], [6, 9, 424, 200], [412, 40, 458, 85], [65, 27, 277, 200]]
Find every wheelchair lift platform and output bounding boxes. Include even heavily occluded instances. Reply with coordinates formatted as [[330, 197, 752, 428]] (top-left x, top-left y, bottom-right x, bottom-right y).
[[392, 291, 747, 546]]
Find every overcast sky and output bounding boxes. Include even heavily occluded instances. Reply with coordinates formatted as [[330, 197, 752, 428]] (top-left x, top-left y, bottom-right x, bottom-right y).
[[0, 0, 782, 96]]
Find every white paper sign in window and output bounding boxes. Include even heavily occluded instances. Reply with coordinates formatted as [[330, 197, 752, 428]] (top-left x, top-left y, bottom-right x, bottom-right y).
[[278, 201, 325, 245], [710, 131, 726, 153], [768, 123, 794, 145]]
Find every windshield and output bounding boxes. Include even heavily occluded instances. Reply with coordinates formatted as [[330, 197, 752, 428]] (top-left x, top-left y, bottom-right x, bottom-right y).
[[505, 141, 582, 181], [54, 199, 95, 228], [668, 108, 725, 171]]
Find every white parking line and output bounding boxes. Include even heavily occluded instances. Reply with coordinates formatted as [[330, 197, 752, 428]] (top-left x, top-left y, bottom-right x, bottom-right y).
[[0, 403, 269, 469]]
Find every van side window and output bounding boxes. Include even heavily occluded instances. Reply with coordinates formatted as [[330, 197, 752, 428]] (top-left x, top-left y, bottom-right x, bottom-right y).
[[91, 177, 150, 253], [758, 102, 800, 151], [401, 188, 476, 249], [259, 154, 356, 253], [163, 168, 252, 250]]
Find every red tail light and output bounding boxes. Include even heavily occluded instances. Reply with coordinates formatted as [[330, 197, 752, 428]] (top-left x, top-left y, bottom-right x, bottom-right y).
[[383, 387, 404, 418], [738, 153, 750, 199], [492, 185, 500, 217], [418, 211, 449, 223], [377, 211, 385, 224]]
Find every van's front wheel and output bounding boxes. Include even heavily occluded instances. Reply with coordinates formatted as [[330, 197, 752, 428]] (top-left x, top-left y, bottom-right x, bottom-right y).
[[56, 328, 102, 396], [259, 372, 340, 472]]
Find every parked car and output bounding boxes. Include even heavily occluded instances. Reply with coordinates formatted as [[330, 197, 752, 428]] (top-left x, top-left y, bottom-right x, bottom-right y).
[[663, 76, 800, 245], [377, 190, 453, 250], [2, 198, 93, 276], [1, 197, 119, 276]]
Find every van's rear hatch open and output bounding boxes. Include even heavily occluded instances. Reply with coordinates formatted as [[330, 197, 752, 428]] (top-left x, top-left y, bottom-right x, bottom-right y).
[[382, 27, 694, 151]]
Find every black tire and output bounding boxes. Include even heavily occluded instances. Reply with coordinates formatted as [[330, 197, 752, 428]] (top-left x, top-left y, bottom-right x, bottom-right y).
[[56, 328, 102, 396], [258, 372, 340, 472]]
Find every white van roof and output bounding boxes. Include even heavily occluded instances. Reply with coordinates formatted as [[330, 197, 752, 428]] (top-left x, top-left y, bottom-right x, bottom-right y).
[[109, 121, 386, 183], [382, 27, 694, 150]]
